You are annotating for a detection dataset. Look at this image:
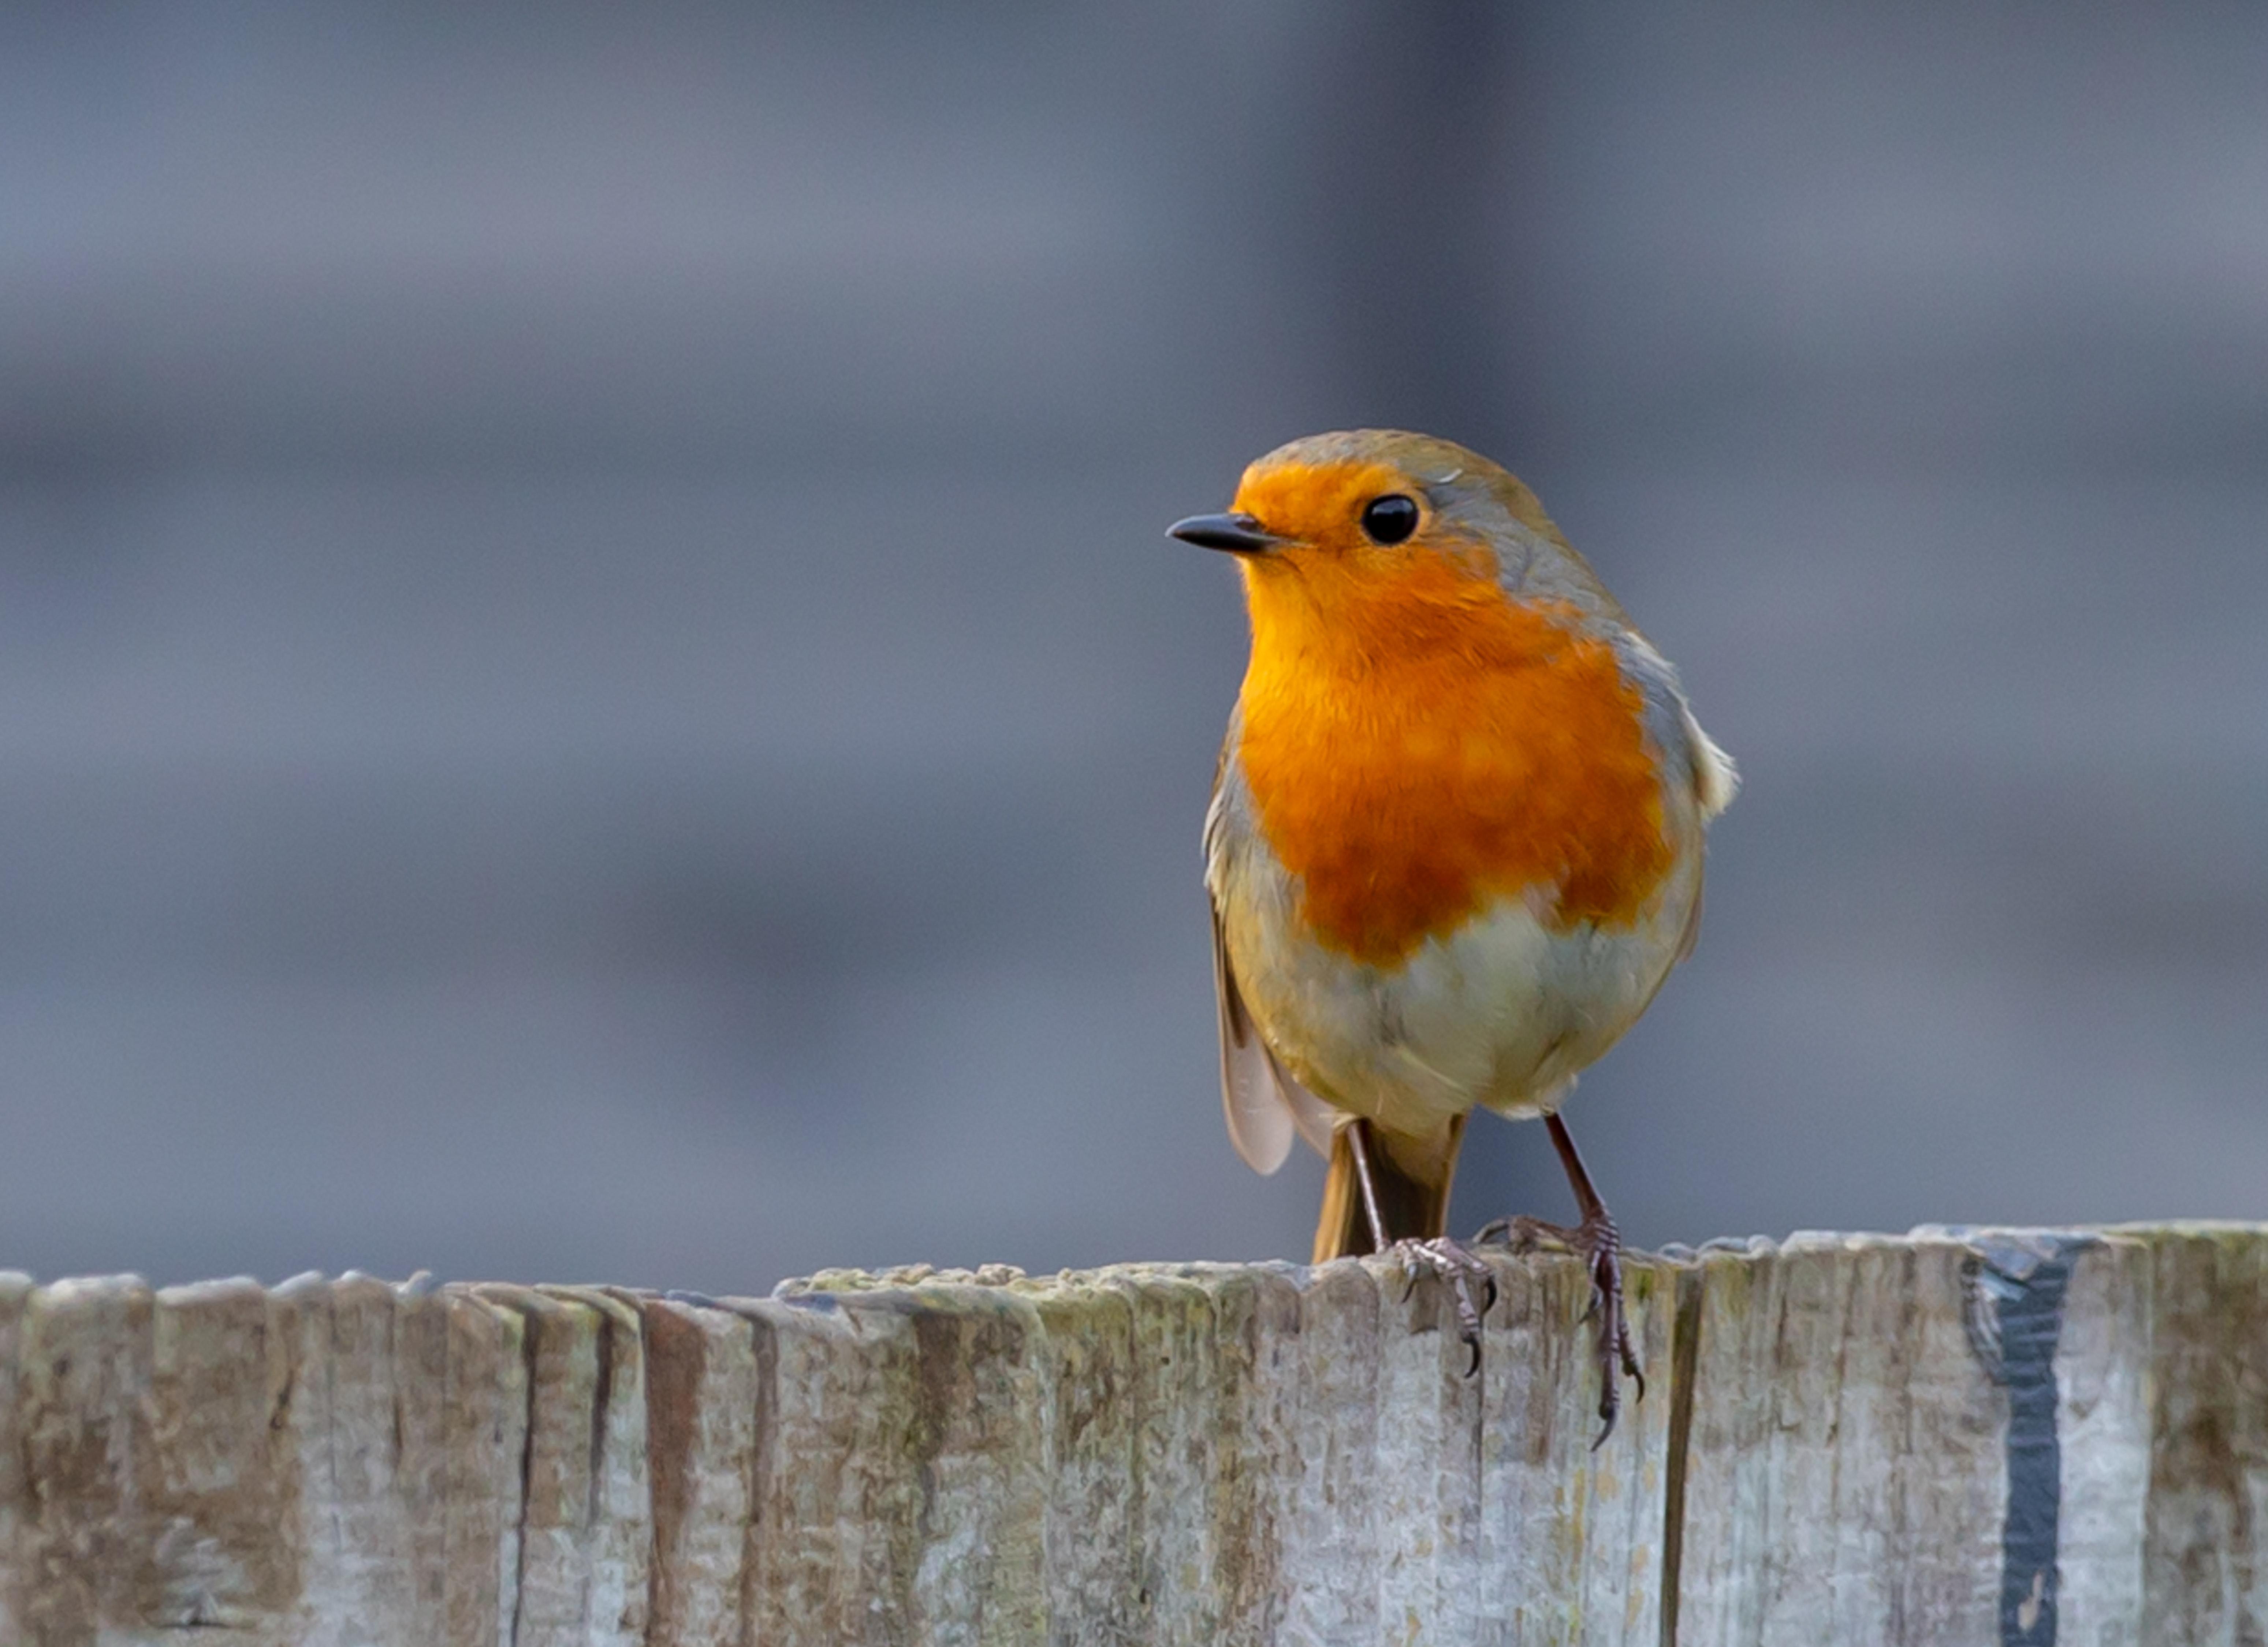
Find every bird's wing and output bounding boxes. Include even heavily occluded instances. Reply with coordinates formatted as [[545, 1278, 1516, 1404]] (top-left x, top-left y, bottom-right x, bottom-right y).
[[1211, 901, 1295, 1173], [1210, 901, 1340, 1173], [1614, 632, 1740, 819], [1612, 634, 1738, 963], [1205, 722, 1339, 1174]]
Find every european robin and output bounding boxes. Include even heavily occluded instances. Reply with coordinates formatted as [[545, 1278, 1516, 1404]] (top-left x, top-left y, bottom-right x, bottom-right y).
[[1172, 430, 1736, 1438]]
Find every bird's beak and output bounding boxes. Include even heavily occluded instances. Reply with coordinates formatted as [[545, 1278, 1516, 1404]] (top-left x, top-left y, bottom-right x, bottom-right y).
[[1167, 512, 1282, 555]]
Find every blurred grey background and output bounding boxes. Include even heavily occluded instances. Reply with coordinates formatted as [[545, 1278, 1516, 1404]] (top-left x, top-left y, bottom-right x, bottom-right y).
[[1, 4, 2262, 1290]]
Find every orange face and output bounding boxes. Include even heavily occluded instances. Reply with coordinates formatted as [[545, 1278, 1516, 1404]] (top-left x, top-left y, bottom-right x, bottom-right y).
[[1227, 459, 1674, 966]]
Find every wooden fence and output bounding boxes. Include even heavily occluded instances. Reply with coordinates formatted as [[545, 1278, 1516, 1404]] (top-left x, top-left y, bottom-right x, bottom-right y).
[[0, 1223, 2260, 1644]]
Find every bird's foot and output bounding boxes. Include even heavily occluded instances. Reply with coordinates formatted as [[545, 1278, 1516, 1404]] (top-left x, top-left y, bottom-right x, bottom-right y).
[[1474, 1210, 1643, 1446], [1384, 1236, 1498, 1377]]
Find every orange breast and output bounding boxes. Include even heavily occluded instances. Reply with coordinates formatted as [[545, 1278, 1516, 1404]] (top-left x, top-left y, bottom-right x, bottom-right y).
[[1234, 549, 1673, 967]]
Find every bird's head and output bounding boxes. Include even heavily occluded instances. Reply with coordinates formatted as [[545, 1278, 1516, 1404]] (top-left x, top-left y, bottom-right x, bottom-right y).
[[1169, 430, 1623, 657]]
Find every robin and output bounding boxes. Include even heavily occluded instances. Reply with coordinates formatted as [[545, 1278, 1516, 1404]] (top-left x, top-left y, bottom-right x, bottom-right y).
[[1172, 430, 1736, 1438]]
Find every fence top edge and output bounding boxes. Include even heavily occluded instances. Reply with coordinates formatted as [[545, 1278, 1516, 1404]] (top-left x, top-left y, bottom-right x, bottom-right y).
[[0, 1222, 2238, 1307]]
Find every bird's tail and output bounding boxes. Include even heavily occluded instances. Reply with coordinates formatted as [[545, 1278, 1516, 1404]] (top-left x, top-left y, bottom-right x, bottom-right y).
[[1311, 1115, 1467, 1263]]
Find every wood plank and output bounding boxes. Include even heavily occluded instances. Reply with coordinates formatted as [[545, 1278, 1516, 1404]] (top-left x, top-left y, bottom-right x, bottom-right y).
[[141, 1276, 300, 1636], [2124, 1222, 2268, 1647], [539, 1284, 656, 1647], [1470, 1247, 1674, 1647], [622, 1291, 758, 1647], [16, 1274, 154, 1641]]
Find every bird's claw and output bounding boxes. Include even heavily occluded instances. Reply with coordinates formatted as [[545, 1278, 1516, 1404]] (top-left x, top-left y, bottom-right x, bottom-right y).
[[1475, 1210, 1642, 1447], [1386, 1236, 1497, 1377]]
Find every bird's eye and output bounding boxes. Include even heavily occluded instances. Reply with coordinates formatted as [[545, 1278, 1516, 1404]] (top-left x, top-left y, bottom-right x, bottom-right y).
[[1359, 494, 1420, 545]]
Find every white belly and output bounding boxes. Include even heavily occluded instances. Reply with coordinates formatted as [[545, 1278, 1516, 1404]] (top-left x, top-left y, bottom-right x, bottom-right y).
[[1216, 850, 1698, 1139]]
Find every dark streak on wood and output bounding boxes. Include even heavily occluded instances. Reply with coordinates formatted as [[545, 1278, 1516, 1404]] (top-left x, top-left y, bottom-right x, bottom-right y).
[[1658, 1261, 1704, 1647], [1990, 1238, 2082, 1647]]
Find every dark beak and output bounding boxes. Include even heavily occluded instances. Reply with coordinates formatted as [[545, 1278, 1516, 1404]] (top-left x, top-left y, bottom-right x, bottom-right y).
[[1167, 512, 1281, 554]]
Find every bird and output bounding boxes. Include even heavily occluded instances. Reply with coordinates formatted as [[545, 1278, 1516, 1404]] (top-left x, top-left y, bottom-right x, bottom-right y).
[[1171, 430, 1736, 1439]]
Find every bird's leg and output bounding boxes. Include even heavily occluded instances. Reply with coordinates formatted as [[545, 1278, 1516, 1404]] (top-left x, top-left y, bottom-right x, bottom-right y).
[[1474, 1113, 1642, 1446], [1348, 1120, 1497, 1376]]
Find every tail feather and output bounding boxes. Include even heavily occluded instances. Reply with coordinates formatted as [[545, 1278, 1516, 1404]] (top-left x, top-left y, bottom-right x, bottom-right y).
[[1311, 1115, 1467, 1263]]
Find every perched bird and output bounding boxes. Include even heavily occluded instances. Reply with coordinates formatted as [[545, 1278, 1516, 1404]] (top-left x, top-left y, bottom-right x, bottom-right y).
[[1173, 430, 1736, 1437]]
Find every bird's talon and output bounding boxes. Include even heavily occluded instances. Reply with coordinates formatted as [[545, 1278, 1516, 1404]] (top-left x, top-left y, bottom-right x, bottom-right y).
[[1387, 1236, 1494, 1375], [1472, 1191, 1641, 1444]]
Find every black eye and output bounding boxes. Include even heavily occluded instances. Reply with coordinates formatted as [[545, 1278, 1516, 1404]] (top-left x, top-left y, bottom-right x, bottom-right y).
[[1359, 493, 1420, 545]]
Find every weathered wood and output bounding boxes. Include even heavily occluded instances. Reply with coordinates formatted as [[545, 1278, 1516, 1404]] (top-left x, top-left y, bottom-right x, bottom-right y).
[[2129, 1222, 2268, 1647], [0, 1226, 2256, 1643]]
